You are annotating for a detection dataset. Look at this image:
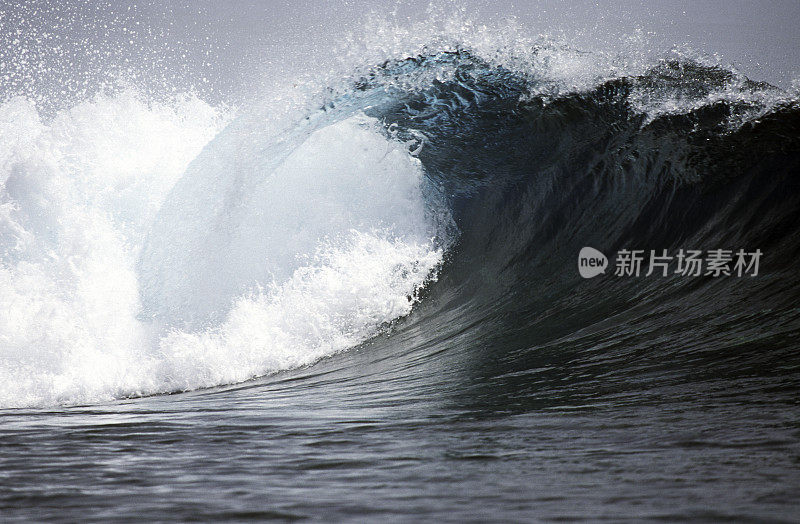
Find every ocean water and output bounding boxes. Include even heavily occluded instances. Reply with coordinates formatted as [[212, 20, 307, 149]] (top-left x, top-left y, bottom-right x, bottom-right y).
[[2, 5, 800, 522]]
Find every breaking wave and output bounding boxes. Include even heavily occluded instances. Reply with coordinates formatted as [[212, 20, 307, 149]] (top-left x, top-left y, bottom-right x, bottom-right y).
[[1, 22, 799, 408]]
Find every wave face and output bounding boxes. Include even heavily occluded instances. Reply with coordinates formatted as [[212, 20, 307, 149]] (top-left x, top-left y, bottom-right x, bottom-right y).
[[1, 44, 799, 409], [357, 51, 800, 405]]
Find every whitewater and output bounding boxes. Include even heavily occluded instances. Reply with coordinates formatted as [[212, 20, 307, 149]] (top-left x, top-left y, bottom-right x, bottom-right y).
[[0, 88, 449, 407]]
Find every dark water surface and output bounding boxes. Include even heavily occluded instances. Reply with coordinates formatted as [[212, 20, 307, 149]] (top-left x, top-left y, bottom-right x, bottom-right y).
[[2, 344, 799, 522]]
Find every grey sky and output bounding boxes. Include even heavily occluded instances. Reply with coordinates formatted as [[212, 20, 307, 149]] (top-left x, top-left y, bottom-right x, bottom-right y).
[[2, 0, 799, 109], [155, 0, 800, 92]]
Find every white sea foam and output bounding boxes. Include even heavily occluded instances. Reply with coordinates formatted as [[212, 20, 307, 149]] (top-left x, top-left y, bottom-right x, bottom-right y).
[[0, 91, 446, 408]]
